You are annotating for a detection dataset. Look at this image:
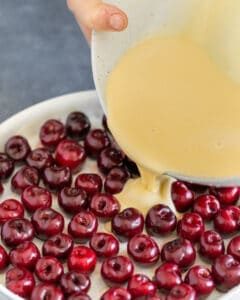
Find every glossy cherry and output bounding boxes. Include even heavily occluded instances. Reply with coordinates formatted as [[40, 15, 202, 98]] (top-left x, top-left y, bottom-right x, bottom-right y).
[[30, 283, 64, 300], [1, 218, 34, 247], [0, 245, 9, 270], [177, 212, 204, 242], [58, 187, 88, 214], [214, 206, 240, 235], [171, 181, 194, 212], [227, 235, 240, 261], [185, 265, 215, 297], [127, 234, 160, 264], [43, 165, 72, 191], [66, 111, 91, 140], [167, 283, 196, 300], [75, 173, 103, 196], [146, 204, 177, 236], [212, 254, 240, 292], [22, 186, 52, 213], [0, 199, 24, 224], [6, 267, 35, 298], [0, 153, 14, 180], [5, 135, 31, 161], [112, 207, 144, 239], [91, 193, 120, 220], [68, 246, 97, 274], [90, 232, 119, 258], [101, 255, 134, 286], [84, 129, 110, 158], [97, 147, 124, 174], [42, 233, 73, 259], [40, 119, 65, 150], [26, 148, 53, 172], [31, 207, 64, 240], [199, 230, 225, 261], [193, 195, 220, 221], [155, 262, 182, 291], [161, 238, 196, 269], [10, 241, 40, 270], [128, 274, 156, 298], [100, 287, 132, 300], [55, 139, 86, 171], [35, 256, 63, 283], [11, 166, 40, 193], [68, 211, 98, 243], [60, 271, 91, 295], [211, 186, 239, 206], [104, 167, 129, 194], [68, 293, 91, 300]]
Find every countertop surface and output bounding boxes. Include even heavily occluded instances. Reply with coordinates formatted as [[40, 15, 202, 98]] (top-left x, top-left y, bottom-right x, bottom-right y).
[[0, 0, 94, 123]]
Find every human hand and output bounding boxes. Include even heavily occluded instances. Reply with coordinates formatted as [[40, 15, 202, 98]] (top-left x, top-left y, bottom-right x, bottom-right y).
[[67, 0, 128, 43]]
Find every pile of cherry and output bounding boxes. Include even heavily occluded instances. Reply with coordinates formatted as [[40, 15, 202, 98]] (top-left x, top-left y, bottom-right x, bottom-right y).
[[0, 111, 240, 300]]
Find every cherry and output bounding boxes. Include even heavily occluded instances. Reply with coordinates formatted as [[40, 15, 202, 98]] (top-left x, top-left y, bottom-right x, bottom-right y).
[[66, 111, 91, 140], [40, 119, 65, 150], [22, 186, 52, 213], [68, 211, 98, 243], [211, 186, 239, 206], [30, 283, 64, 300], [43, 165, 72, 191], [98, 147, 124, 174], [35, 256, 63, 283], [185, 182, 208, 194], [10, 241, 40, 270], [42, 233, 73, 259], [56, 139, 86, 171], [104, 167, 129, 194], [90, 193, 120, 220], [167, 283, 196, 300], [177, 212, 204, 242], [185, 265, 215, 297], [146, 204, 177, 236], [58, 187, 88, 214], [155, 262, 182, 291], [171, 181, 194, 212], [193, 195, 220, 221], [68, 293, 91, 300], [84, 129, 110, 158], [0, 245, 9, 270], [161, 238, 196, 269], [90, 232, 119, 258], [214, 205, 240, 235], [32, 207, 64, 240], [199, 230, 225, 261], [5, 135, 31, 161], [212, 254, 240, 292], [0, 199, 24, 224], [127, 234, 160, 264], [124, 156, 140, 179], [6, 267, 35, 298], [112, 207, 144, 239], [68, 246, 97, 274], [227, 235, 240, 261], [0, 153, 14, 180], [11, 166, 40, 194], [100, 287, 132, 300], [26, 148, 53, 172], [75, 173, 103, 197], [101, 255, 134, 286], [128, 274, 156, 298], [1, 218, 34, 247], [60, 271, 90, 295]]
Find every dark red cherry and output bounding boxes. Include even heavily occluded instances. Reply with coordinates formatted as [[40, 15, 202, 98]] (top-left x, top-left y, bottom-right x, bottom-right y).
[[75, 173, 103, 197], [227, 235, 240, 261], [177, 212, 204, 242], [146, 204, 177, 236], [100, 287, 132, 300], [90, 193, 120, 220], [171, 181, 194, 212], [185, 182, 208, 194], [11, 166, 40, 194], [167, 283, 196, 300], [193, 195, 220, 221], [35, 256, 63, 283], [66, 111, 91, 140], [60, 271, 90, 295], [104, 167, 129, 194], [0, 153, 14, 180], [84, 129, 110, 158], [155, 262, 182, 291], [0, 245, 9, 270], [68, 293, 91, 300], [128, 274, 157, 298], [26, 148, 53, 172], [97, 147, 124, 174], [30, 283, 64, 300], [58, 187, 88, 214], [42, 233, 73, 259], [214, 205, 240, 235], [40, 119, 65, 150], [211, 186, 239, 206], [0, 199, 24, 224], [90, 232, 119, 258], [199, 230, 225, 261], [5, 135, 31, 161], [43, 165, 72, 191], [68, 246, 97, 274]]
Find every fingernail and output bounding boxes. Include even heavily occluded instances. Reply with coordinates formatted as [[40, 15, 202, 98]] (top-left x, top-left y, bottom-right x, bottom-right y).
[[109, 14, 125, 30]]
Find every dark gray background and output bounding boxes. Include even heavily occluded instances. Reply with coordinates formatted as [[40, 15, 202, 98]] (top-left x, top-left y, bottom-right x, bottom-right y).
[[0, 0, 94, 122]]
